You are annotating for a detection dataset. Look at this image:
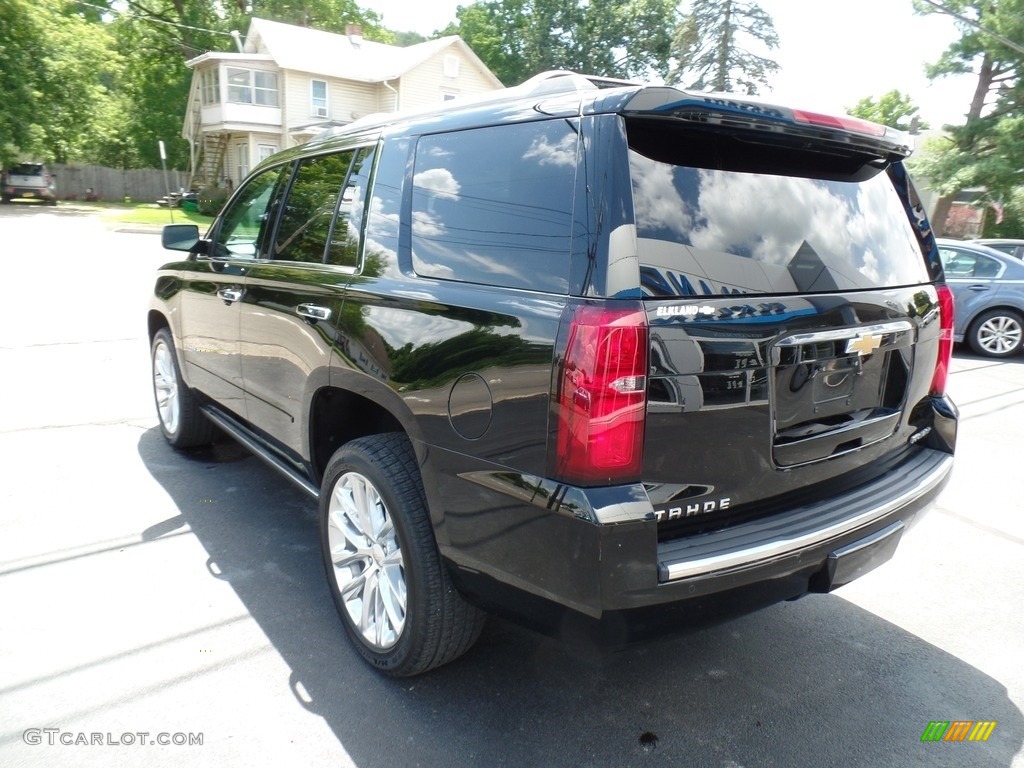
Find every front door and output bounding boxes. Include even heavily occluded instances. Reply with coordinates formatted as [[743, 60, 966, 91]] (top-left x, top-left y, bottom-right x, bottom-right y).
[[179, 165, 288, 418]]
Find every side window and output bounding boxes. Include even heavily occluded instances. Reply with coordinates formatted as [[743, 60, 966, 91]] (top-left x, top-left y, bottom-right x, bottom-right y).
[[211, 166, 287, 260], [272, 151, 354, 264], [327, 145, 376, 269], [410, 120, 576, 293], [974, 254, 1002, 278], [940, 248, 1001, 278]]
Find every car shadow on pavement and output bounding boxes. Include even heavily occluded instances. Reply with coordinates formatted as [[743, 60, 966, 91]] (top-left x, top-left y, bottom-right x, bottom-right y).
[[138, 427, 1023, 768]]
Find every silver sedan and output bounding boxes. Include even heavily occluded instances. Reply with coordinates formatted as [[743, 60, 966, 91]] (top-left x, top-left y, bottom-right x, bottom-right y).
[[937, 238, 1024, 357]]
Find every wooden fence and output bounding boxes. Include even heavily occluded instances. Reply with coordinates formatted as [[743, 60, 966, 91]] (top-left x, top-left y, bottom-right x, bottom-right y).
[[50, 164, 187, 203]]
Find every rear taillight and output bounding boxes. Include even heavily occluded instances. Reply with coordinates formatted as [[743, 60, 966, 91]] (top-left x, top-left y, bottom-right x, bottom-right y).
[[930, 283, 955, 396], [555, 303, 648, 486]]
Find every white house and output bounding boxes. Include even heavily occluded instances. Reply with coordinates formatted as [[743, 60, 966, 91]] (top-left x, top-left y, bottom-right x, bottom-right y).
[[181, 18, 504, 189]]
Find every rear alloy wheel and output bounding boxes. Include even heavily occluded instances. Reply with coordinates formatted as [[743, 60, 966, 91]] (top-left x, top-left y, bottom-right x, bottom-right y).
[[968, 309, 1024, 358], [151, 327, 218, 448], [320, 433, 485, 676]]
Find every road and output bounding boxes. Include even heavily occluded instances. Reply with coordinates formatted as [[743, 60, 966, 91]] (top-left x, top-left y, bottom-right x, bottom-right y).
[[0, 204, 1021, 768]]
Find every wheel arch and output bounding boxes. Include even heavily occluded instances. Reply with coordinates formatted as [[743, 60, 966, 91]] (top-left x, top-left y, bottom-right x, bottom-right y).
[[148, 309, 171, 342], [965, 304, 1024, 330], [307, 383, 422, 488]]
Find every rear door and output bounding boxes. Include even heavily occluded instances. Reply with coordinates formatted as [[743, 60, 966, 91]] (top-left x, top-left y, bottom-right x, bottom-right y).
[[613, 106, 943, 535], [239, 145, 374, 462]]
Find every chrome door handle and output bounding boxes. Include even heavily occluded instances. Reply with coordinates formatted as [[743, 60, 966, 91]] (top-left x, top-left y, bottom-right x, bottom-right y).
[[296, 304, 332, 323], [218, 287, 244, 304]]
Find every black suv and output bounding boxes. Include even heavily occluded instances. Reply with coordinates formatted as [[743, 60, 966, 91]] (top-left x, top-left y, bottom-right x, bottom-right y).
[[150, 72, 957, 676]]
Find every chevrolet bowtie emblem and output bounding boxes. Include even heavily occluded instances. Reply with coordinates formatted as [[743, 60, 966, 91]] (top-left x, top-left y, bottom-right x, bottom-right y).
[[846, 332, 883, 357]]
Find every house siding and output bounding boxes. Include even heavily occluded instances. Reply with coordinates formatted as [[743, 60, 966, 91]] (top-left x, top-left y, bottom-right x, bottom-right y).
[[184, 22, 501, 185], [400, 47, 502, 111], [283, 70, 379, 134]]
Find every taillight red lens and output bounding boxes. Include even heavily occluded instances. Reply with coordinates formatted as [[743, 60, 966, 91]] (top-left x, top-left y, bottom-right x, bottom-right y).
[[555, 304, 648, 485], [792, 109, 887, 137], [930, 283, 955, 396]]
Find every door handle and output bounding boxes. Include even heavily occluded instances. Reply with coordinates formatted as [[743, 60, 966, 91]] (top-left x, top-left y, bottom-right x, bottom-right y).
[[218, 287, 244, 304], [296, 303, 332, 323], [968, 284, 991, 292]]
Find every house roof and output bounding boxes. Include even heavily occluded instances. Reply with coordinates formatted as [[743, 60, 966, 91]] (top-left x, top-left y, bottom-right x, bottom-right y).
[[236, 17, 502, 87]]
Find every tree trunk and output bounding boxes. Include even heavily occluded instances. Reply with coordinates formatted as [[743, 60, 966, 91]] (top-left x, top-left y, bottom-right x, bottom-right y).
[[715, 0, 732, 91], [931, 194, 956, 237]]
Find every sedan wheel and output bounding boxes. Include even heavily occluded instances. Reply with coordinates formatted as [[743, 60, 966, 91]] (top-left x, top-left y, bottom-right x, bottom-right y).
[[968, 309, 1024, 358]]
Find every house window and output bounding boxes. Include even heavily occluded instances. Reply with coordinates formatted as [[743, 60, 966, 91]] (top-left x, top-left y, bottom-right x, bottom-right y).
[[236, 144, 249, 185], [257, 144, 277, 164], [441, 89, 458, 102], [311, 79, 328, 117], [443, 54, 460, 78], [227, 68, 279, 106], [200, 68, 220, 105]]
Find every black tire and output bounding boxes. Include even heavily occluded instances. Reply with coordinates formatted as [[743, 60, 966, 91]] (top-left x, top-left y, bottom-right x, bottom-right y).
[[320, 433, 485, 676], [150, 327, 219, 448], [967, 309, 1024, 358]]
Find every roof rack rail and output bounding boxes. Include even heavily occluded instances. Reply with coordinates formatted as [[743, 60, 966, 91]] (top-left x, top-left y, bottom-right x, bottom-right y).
[[518, 70, 642, 96]]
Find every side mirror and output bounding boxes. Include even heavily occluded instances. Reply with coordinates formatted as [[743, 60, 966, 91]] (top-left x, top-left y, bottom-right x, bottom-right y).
[[161, 223, 207, 254]]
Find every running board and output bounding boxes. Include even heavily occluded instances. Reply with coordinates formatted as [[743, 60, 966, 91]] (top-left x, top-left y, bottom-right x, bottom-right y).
[[201, 407, 320, 500]]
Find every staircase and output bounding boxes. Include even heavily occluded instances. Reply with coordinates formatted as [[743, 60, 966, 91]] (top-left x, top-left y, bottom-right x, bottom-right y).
[[185, 97, 230, 190]]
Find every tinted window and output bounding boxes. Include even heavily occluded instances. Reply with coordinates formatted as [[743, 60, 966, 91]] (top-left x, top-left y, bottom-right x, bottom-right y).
[[212, 166, 287, 260], [628, 134, 930, 297], [273, 152, 354, 264], [361, 137, 409, 278], [411, 120, 576, 293], [327, 145, 375, 269]]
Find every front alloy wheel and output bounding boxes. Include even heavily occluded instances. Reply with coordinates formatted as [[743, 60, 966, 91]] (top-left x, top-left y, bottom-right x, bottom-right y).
[[150, 327, 218, 448], [152, 336, 181, 435]]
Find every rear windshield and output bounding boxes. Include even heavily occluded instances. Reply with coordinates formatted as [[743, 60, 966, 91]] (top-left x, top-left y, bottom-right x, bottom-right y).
[[9, 164, 44, 176], [627, 123, 929, 297]]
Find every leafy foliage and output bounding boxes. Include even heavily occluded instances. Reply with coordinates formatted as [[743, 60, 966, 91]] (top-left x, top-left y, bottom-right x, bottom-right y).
[[911, 0, 1024, 231], [668, 0, 780, 94], [847, 91, 928, 132], [444, 0, 678, 85], [1, 1, 120, 165]]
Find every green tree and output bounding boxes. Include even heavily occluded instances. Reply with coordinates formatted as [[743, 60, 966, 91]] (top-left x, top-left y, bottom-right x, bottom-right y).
[[911, 0, 1024, 235], [847, 90, 928, 132], [0, 1, 121, 165], [668, 0, 780, 94], [446, 0, 678, 86], [0, 0, 43, 167], [224, 0, 391, 41]]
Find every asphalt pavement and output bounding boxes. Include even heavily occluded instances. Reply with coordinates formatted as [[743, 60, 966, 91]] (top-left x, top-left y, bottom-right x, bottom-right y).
[[0, 203, 1021, 768]]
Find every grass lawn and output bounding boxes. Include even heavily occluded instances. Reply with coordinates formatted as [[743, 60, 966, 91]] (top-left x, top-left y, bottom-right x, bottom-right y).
[[84, 202, 215, 228]]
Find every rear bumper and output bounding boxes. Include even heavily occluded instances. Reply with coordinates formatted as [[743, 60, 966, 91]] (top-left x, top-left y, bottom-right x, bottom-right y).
[[444, 443, 954, 636], [4, 186, 56, 200], [656, 449, 951, 582]]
